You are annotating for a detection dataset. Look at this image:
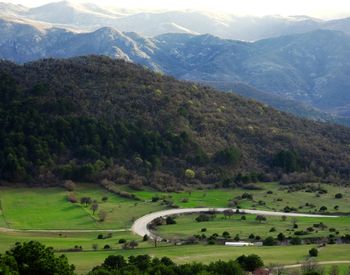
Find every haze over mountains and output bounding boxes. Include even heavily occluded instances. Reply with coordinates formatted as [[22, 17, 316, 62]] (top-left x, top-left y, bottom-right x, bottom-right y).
[[2, 1, 350, 41]]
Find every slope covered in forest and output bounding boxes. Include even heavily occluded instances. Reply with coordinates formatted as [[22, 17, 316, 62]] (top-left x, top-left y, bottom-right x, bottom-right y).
[[0, 56, 349, 189]]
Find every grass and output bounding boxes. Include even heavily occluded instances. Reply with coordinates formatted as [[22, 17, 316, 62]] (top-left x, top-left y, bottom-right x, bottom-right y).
[[156, 213, 350, 240], [131, 182, 350, 213], [0, 184, 164, 230], [63, 244, 350, 274], [0, 182, 349, 273]]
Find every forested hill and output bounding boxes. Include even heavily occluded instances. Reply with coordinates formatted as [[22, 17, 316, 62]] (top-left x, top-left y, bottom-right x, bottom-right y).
[[1, 56, 350, 189]]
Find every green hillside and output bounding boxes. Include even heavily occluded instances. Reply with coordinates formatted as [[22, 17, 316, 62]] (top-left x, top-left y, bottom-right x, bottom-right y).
[[1, 56, 350, 188]]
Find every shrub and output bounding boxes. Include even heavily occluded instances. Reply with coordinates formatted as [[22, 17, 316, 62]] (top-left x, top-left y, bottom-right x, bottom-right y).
[[67, 193, 77, 203], [309, 248, 318, 257], [195, 214, 212, 222], [165, 216, 176, 225], [319, 206, 328, 212], [118, 239, 126, 244], [263, 236, 276, 246], [185, 169, 195, 179], [63, 180, 76, 191], [98, 210, 107, 222], [151, 196, 160, 202], [103, 244, 111, 250], [201, 228, 207, 232], [335, 193, 343, 199], [236, 254, 264, 272], [143, 235, 149, 241], [290, 237, 302, 245], [102, 196, 108, 202], [97, 234, 103, 239]]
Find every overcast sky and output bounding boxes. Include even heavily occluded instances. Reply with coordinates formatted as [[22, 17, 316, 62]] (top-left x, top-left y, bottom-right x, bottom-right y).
[[6, 0, 350, 18]]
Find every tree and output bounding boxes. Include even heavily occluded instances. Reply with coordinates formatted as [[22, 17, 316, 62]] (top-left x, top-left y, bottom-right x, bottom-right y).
[[80, 197, 92, 207], [290, 237, 302, 245], [102, 255, 127, 270], [0, 241, 75, 275], [98, 210, 107, 222], [63, 180, 75, 191], [236, 254, 264, 272], [185, 169, 195, 179], [335, 193, 343, 199], [309, 248, 318, 257], [277, 233, 286, 242], [273, 150, 300, 173], [165, 216, 176, 225], [255, 215, 267, 223], [319, 206, 328, 212], [223, 209, 234, 219], [195, 214, 211, 222], [263, 236, 276, 246], [213, 146, 241, 166], [91, 202, 99, 215]]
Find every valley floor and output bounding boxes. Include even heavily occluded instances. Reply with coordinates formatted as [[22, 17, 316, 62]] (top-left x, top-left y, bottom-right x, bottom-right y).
[[0, 182, 349, 273]]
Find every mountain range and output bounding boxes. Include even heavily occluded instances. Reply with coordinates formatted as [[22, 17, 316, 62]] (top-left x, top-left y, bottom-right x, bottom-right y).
[[1, 15, 350, 123], [2, 1, 350, 41]]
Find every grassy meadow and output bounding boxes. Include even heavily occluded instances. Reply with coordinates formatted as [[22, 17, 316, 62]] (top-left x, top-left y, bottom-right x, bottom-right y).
[[131, 182, 350, 213], [0, 182, 349, 273], [156, 213, 350, 240]]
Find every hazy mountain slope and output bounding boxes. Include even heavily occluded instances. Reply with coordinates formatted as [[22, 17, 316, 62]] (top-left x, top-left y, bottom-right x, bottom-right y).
[[2, 1, 350, 40], [1, 56, 350, 188], [205, 81, 340, 122], [1, 18, 350, 122]]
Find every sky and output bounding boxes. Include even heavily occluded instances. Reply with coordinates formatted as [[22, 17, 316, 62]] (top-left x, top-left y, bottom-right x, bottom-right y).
[[5, 0, 350, 19]]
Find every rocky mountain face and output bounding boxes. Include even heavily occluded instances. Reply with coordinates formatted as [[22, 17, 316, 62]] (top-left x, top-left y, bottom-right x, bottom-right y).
[[1, 1, 350, 40]]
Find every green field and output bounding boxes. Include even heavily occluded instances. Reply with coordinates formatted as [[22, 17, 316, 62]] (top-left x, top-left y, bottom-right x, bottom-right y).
[[131, 182, 350, 213], [156, 213, 350, 240], [0, 184, 163, 230], [64, 244, 350, 274], [0, 182, 349, 273]]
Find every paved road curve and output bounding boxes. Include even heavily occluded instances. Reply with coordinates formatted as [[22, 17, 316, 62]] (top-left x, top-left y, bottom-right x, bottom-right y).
[[131, 208, 339, 239]]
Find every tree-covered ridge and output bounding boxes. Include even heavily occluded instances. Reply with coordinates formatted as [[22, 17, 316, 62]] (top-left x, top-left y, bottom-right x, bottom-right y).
[[0, 56, 350, 188]]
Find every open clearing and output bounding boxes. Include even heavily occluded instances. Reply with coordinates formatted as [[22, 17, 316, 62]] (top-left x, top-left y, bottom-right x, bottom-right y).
[[130, 182, 350, 213], [0, 184, 163, 230], [156, 213, 350, 240], [0, 182, 349, 273]]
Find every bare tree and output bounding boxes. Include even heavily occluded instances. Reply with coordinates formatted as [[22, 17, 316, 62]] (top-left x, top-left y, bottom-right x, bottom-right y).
[[98, 210, 107, 222], [91, 202, 99, 215]]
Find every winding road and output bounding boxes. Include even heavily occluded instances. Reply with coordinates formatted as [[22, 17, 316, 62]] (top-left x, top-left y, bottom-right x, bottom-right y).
[[131, 207, 339, 239]]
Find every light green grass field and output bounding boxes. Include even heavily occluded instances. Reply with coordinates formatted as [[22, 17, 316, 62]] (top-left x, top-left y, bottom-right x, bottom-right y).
[[157, 213, 350, 240], [131, 182, 350, 213], [0, 184, 164, 230], [63, 244, 350, 274], [0, 182, 349, 274]]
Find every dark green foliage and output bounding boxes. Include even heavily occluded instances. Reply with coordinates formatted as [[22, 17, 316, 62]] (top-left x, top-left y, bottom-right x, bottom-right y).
[[309, 248, 318, 257], [236, 254, 264, 272], [213, 146, 241, 166], [89, 254, 245, 275], [1, 57, 350, 186], [273, 150, 300, 173], [335, 193, 343, 199], [290, 237, 302, 245], [263, 236, 276, 246], [0, 241, 74, 275], [195, 214, 212, 222], [165, 216, 176, 225]]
